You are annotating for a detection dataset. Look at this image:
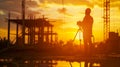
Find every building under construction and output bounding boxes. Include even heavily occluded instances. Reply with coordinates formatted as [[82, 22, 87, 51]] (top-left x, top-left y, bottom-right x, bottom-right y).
[[8, 16, 58, 46], [7, 0, 57, 46]]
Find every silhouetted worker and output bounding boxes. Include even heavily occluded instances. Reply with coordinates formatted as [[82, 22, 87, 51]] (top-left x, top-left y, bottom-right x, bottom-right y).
[[77, 8, 93, 54]]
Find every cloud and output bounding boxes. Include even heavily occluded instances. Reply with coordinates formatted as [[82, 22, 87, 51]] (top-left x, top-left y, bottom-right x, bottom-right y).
[[0, 0, 40, 31], [39, 0, 94, 8], [57, 7, 72, 16], [0, 0, 21, 11], [27, 0, 39, 7], [111, 0, 120, 7], [0, 10, 5, 15], [36, 0, 120, 8]]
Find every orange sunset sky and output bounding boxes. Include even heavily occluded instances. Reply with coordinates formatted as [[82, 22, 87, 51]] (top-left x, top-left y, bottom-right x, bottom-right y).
[[0, 0, 120, 43]]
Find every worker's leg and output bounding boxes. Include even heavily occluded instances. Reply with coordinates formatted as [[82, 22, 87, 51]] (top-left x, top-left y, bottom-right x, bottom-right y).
[[88, 36, 93, 55], [83, 36, 89, 55]]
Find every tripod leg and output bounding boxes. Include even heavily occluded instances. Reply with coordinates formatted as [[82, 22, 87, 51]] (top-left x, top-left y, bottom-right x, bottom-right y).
[[73, 29, 79, 41]]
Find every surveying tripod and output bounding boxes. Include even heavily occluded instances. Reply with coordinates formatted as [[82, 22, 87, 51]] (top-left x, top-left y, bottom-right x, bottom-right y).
[[73, 27, 82, 45]]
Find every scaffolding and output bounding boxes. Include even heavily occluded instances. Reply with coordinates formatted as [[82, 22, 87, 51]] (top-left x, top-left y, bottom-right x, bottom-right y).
[[8, 14, 57, 46], [7, 0, 58, 46]]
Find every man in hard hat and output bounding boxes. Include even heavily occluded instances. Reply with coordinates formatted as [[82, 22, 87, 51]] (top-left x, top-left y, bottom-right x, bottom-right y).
[[77, 8, 93, 54]]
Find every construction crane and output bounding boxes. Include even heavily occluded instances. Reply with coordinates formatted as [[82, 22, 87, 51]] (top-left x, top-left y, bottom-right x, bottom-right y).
[[104, 0, 110, 41], [103, 0, 110, 41]]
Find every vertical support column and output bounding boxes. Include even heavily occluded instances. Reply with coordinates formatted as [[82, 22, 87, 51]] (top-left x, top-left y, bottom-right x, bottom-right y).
[[38, 27, 40, 45], [41, 20, 44, 45], [36, 26, 40, 45], [55, 34, 58, 43], [30, 27, 34, 45], [51, 26, 53, 43], [33, 26, 35, 45], [8, 12, 10, 45], [28, 27, 30, 45], [16, 22, 18, 45], [33, 19, 35, 45], [85, 61, 89, 67], [30, 27, 32, 45], [46, 26, 49, 44], [22, 0, 25, 45]]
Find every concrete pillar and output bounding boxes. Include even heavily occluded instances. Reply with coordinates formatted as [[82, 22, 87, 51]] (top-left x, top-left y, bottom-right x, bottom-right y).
[[38, 27, 40, 45], [16, 23, 19, 45], [85, 61, 89, 67], [22, 0, 25, 45], [41, 21, 44, 44], [33, 26, 35, 45], [51, 26, 53, 43], [46, 26, 49, 44], [28, 27, 30, 45], [8, 12, 11, 45], [30, 27, 33, 45]]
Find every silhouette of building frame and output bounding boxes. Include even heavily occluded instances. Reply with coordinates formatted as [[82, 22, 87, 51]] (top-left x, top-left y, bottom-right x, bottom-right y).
[[8, 16, 57, 46]]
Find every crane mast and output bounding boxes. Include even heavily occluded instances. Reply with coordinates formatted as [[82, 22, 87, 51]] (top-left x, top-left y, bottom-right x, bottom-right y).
[[104, 0, 110, 41]]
